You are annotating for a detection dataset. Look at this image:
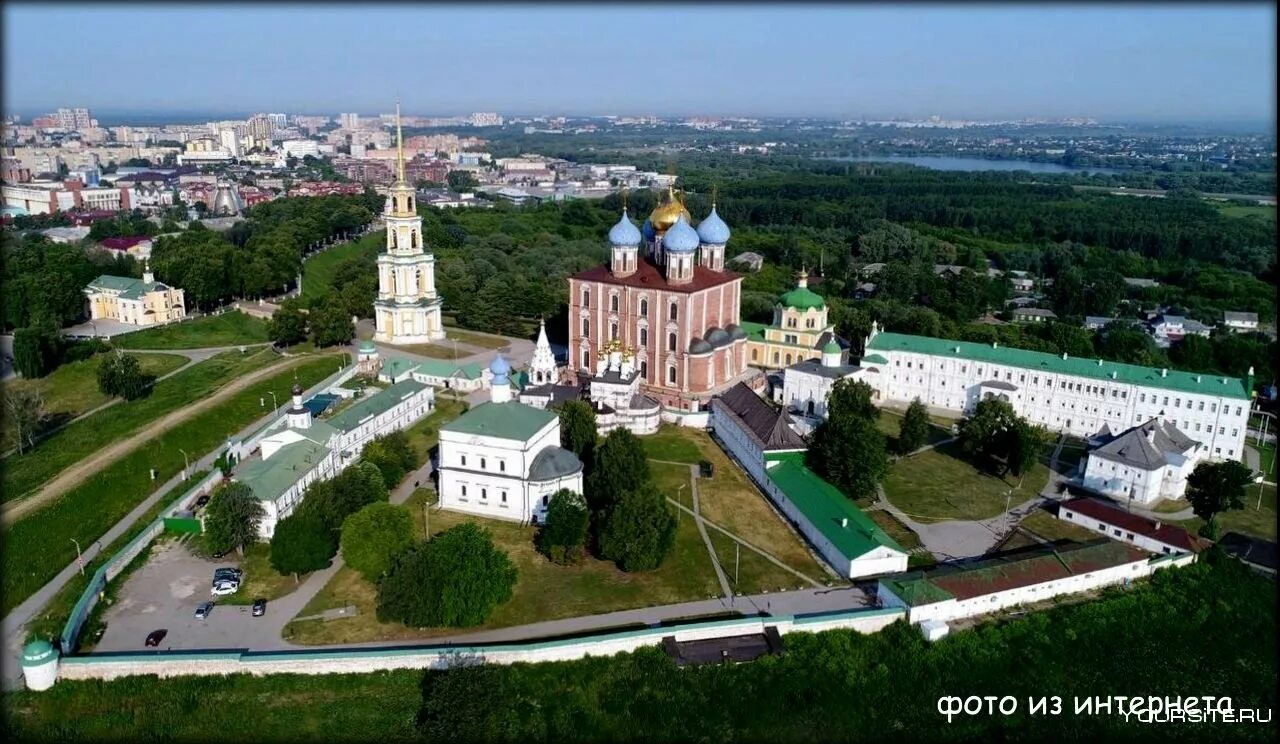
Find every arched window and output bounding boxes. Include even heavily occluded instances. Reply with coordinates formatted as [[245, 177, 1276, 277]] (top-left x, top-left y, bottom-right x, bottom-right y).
[[751, 348, 759, 361], [785, 354, 793, 365], [670, 301, 678, 321], [640, 328, 648, 347], [411, 231, 419, 250], [610, 322, 618, 340], [772, 351, 779, 365], [610, 294, 619, 312], [640, 361, 648, 380], [582, 288, 590, 308], [667, 366, 677, 384], [639, 298, 648, 316], [667, 332, 677, 351], [582, 318, 590, 336], [583, 349, 591, 368]]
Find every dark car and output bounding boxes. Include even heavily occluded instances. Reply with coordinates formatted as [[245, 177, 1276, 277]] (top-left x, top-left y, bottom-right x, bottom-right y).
[[213, 567, 243, 583], [699, 460, 714, 478], [252, 598, 267, 617], [145, 629, 167, 647], [195, 494, 211, 507]]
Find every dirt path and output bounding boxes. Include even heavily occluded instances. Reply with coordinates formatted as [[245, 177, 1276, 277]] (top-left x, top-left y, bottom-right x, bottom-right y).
[[2, 353, 331, 525]]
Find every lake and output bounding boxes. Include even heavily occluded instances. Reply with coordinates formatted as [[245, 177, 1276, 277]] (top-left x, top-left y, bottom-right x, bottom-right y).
[[825, 155, 1119, 175]]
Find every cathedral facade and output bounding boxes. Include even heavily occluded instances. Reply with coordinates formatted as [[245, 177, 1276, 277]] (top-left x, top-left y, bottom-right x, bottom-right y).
[[373, 103, 445, 345], [567, 187, 753, 413]]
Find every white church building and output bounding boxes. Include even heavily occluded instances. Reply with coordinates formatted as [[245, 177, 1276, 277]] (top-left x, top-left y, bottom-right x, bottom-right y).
[[373, 102, 445, 345], [1080, 416, 1208, 505], [438, 355, 584, 525]]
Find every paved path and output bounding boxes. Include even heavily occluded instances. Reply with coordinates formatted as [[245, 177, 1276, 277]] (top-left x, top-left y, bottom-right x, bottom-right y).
[[683, 464, 734, 599], [667, 499, 823, 589], [2, 349, 328, 524], [1, 362, 354, 690]]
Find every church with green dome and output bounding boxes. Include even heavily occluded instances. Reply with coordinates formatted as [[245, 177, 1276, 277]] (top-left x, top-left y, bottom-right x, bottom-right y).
[[742, 270, 846, 370]]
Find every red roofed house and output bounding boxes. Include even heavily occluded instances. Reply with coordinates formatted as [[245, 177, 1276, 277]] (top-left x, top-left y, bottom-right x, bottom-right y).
[[567, 186, 756, 420], [99, 235, 153, 257], [1057, 497, 1210, 556]]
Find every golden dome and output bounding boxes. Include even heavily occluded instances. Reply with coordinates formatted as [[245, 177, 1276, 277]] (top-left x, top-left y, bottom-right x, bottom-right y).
[[649, 186, 691, 232]]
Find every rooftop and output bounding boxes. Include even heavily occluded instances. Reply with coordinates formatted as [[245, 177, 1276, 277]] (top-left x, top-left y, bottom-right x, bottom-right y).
[[1060, 498, 1209, 553], [235, 439, 332, 503], [764, 458, 905, 560], [713, 383, 807, 451], [572, 260, 740, 295], [865, 331, 1249, 400], [1088, 417, 1198, 470], [442, 400, 556, 442], [325, 379, 428, 433], [412, 359, 485, 380]]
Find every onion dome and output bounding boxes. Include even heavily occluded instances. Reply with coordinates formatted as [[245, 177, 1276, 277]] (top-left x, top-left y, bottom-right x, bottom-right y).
[[608, 209, 642, 246], [641, 219, 656, 242], [779, 284, 826, 311], [689, 337, 713, 354], [291, 382, 303, 396], [489, 354, 511, 382], [663, 215, 700, 254], [649, 186, 692, 232], [726, 323, 747, 340], [358, 340, 377, 354], [822, 340, 841, 354], [705, 327, 731, 347], [697, 206, 731, 244]]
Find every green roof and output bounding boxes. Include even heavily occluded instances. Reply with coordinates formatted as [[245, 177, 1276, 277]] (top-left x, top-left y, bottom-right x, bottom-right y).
[[779, 286, 825, 311], [442, 400, 556, 441], [862, 353, 889, 365], [235, 440, 331, 502], [326, 379, 429, 433], [822, 340, 841, 354], [87, 274, 140, 292], [866, 331, 1249, 400], [877, 574, 956, 607], [413, 359, 484, 380], [763, 458, 904, 560], [380, 356, 419, 380]]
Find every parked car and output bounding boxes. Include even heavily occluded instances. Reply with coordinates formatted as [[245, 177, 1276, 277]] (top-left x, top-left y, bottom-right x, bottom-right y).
[[213, 567, 243, 583], [699, 460, 714, 478], [252, 598, 267, 617], [195, 494, 211, 507], [210, 581, 239, 597], [145, 629, 168, 647], [194, 602, 213, 620]]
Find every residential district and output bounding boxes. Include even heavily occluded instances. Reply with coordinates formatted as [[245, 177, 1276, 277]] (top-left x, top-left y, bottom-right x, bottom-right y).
[[4, 106, 1275, 697]]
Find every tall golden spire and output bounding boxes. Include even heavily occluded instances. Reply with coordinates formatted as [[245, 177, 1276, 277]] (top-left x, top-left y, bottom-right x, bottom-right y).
[[395, 100, 406, 185]]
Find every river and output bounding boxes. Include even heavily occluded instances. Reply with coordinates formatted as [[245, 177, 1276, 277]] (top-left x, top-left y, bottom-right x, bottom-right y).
[[825, 155, 1119, 175]]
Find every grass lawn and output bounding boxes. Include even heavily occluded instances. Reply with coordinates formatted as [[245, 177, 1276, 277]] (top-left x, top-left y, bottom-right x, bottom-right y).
[[2, 355, 343, 615], [283, 488, 721, 645], [1148, 497, 1193, 514], [216, 542, 305, 606], [390, 342, 471, 360], [1, 351, 187, 451], [882, 440, 1049, 523], [866, 509, 923, 551], [300, 233, 379, 301], [1215, 203, 1276, 222], [875, 410, 952, 451], [640, 424, 705, 463], [649, 461, 695, 511], [705, 528, 809, 595], [111, 311, 269, 350], [2, 348, 279, 503], [446, 328, 513, 350], [1018, 506, 1099, 543], [403, 397, 469, 468], [1250, 438, 1276, 480], [1175, 484, 1277, 541]]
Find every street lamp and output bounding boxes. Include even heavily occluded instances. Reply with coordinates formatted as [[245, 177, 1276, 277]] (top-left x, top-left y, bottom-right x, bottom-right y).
[[677, 483, 687, 524], [70, 538, 84, 576], [268, 390, 279, 414], [179, 448, 190, 478]]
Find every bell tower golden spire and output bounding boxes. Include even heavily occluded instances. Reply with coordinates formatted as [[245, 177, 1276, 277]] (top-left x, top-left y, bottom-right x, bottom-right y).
[[395, 99, 406, 185]]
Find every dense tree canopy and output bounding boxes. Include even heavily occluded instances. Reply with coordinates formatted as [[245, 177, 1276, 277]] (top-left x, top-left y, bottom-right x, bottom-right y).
[[1186, 460, 1254, 539], [536, 489, 590, 565], [597, 483, 677, 572], [269, 510, 335, 579], [340, 502, 415, 582], [204, 482, 264, 557], [587, 428, 650, 514], [377, 523, 517, 628]]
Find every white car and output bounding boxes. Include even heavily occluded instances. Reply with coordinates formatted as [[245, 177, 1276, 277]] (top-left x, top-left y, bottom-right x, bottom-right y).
[[210, 580, 240, 597]]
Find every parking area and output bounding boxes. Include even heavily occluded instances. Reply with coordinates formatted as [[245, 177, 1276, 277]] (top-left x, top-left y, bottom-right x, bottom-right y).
[[94, 538, 283, 652]]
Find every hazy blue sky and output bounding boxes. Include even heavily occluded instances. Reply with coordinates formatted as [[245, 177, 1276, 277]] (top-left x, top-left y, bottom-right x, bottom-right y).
[[4, 3, 1275, 122]]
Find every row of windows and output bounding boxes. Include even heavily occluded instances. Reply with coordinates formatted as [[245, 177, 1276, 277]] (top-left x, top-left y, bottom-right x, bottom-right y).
[[458, 484, 509, 505], [459, 454, 506, 473], [581, 289, 678, 320], [784, 317, 820, 329]]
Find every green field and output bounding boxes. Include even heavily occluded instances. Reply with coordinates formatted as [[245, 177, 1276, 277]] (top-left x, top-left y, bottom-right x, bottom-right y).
[[2, 356, 344, 615], [300, 233, 379, 301], [283, 488, 721, 645], [445, 328, 514, 350], [882, 441, 1050, 523], [640, 425, 705, 463], [1215, 203, 1276, 222], [111, 311, 269, 350], [1017, 506, 1099, 543], [1, 351, 187, 451], [403, 398, 468, 468], [8, 556, 1272, 742], [2, 349, 277, 503]]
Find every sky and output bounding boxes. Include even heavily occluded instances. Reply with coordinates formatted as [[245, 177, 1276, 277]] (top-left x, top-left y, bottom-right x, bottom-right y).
[[3, 3, 1275, 123]]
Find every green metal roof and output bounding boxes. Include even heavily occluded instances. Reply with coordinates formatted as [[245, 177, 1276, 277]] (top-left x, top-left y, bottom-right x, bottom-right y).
[[326, 379, 429, 433], [234, 440, 331, 502], [442, 400, 556, 441], [358, 340, 377, 354], [380, 356, 419, 380], [87, 274, 139, 292], [763, 458, 904, 560], [413, 359, 484, 380], [741, 320, 769, 342], [822, 340, 841, 354], [877, 574, 956, 607], [866, 331, 1249, 400], [779, 286, 825, 311], [861, 353, 889, 365]]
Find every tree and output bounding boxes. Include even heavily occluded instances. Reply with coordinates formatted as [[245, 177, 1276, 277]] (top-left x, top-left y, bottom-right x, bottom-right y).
[[586, 428, 650, 514], [826, 378, 879, 423], [535, 489, 589, 564], [361, 431, 416, 489], [1186, 460, 1253, 539], [447, 171, 479, 192], [96, 352, 152, 400], [12, 326, 61, 379], [377, 523, 517, 628], [307, 297, 353, 347], [1008, 420, 1049, 483], [269, 511, 335, 580], [597, 483, 677, 572], [897, 398, 930, 455], [5, 387, 45, 455], [807, 378, 888, 499], [341, 502, 415, 582], [267, 300, 308, 346], [203, 482, 264, 557], [558, 400, 597, 472]]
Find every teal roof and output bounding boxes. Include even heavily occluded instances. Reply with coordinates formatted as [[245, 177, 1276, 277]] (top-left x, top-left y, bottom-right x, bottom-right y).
[[380, 356, 419, 380], [866, 331, 1250, 400], [822, 340, 841, 354], [87, 274, 164, 299], [877, 574, 956, 607], [862, 353, 889, 365], [358, 340, 377, 354], [293, 420, 339, 445], [442, 400, 556, 441], [779, 285, 825, 311], [326, 379, 429, 433], [21, 639, 56, 666], [413, 359, 484, 380], [235, 440, 331, 502], [764, 458, 905, 559]]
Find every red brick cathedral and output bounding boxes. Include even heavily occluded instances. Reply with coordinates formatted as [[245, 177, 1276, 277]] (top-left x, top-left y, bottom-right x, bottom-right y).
[[568, 187, 753, 413]]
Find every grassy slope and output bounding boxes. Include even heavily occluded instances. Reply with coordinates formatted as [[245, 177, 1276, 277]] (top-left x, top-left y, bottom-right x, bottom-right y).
[[2, 356, 343, 615], [111, 311, 269, 350], [883, 440, 1050, 523], [300, 233, 379, 301]]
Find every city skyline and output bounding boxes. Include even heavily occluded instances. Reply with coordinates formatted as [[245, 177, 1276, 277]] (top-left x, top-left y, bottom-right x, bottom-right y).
[[3, 3, 1275, 123]]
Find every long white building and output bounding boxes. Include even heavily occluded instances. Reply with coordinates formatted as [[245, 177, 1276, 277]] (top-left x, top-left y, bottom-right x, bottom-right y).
[[860, 323, 1252, 462]]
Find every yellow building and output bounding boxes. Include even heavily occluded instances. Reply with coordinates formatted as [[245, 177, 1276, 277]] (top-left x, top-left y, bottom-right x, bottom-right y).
[[743, 271, 842, 369], [84, 264, 186, 326]]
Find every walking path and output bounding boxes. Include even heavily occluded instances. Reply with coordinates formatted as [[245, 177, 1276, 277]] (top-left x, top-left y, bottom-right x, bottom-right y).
[[683, 463, 734, 599], [1, 363, 354, 690], [2, 351, 333, 524], [667, 499, 824, 589]]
